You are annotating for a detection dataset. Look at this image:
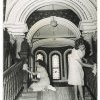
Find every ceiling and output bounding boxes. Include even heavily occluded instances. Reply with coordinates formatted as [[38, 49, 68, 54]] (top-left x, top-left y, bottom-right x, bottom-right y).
[[33, 24, 76, 39]]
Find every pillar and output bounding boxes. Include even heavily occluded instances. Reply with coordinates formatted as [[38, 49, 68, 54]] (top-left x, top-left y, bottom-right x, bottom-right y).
[[79, 20, 97, 56], [4, 22, 28, 59]]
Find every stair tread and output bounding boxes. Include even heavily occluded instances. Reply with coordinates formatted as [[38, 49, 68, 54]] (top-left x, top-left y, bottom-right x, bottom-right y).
[[19, 96, 37, 99], [22, 92, 37, 95], [18, 98, 37, 100]]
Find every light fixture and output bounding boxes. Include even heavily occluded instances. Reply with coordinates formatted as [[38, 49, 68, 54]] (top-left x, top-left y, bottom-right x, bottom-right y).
[[50, 4, 58, 27], [50, 16, 57, 27]]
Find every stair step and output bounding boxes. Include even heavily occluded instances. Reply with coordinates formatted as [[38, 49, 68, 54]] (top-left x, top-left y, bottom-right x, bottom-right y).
[[79, 96, 92, 100], [28, 88, 34, 92], [21, 92, 37, 97], [85, 96, 92, 99], [18, 97, 37, 100]]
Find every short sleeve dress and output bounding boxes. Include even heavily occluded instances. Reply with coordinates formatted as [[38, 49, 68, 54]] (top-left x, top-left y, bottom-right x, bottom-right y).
[[68, 48, 85, 86], [29, 65, 50, 91]]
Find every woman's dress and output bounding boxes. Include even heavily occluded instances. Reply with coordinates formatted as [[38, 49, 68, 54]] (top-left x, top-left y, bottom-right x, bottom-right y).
[[29, 65, 50, 91], [68, 48, 85, 86]]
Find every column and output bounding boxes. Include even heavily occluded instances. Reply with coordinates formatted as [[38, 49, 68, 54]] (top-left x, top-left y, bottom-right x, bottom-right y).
[[82, 32, 93, 55], [79, 20, 97, 56], [14, 35, 25, 59], [4, 22, 28, 59]]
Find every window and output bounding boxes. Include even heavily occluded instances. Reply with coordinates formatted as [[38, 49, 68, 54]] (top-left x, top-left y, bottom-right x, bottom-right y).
[[52, 54, 60, 79]]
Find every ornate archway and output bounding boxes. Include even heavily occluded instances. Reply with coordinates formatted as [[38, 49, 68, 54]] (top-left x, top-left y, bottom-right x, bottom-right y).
[[4, 0, 97, 35], [27, 17, 81, 44], [5, 0, 96, 23]]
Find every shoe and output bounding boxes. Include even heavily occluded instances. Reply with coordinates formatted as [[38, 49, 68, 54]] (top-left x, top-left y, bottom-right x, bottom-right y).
[[47, 85, 56, 91]]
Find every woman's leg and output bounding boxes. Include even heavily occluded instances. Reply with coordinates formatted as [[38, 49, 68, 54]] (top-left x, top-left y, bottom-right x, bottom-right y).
[[78, 85, 84, 100], [74, 85, 78, 100]]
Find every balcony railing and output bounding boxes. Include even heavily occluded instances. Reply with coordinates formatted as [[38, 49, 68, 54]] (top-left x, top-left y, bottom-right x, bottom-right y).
[[3, 61, 24, 100]]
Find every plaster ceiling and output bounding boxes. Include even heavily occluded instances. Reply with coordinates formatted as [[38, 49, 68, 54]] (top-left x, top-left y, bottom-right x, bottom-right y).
[[33, 24, 76, 39]]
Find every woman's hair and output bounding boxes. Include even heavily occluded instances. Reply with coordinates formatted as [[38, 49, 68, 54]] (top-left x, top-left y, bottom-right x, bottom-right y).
[[36, 59, 46, 68], [23, 58, 28, 64], [75, 37, 85, 50]]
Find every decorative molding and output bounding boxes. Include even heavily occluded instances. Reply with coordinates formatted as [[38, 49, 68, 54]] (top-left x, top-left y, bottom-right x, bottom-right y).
[[31, 38, 75, 53], [27, 17, 81, 44], [4, 22, 28, 33], [4, 0, 96, 24], [79, 20, 97, 33]]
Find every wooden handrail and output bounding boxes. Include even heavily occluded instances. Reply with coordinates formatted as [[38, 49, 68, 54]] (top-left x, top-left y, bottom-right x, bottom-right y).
[[3, 61, 24, 100]]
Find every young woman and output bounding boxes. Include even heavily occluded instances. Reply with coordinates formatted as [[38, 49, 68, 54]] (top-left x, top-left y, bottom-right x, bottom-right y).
[[23, 59, 56, 92], [68, 40, 95, 100]]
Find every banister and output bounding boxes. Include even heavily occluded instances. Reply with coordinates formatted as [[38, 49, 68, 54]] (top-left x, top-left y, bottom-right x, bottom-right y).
[[3, 61, 22, 77], [3, 60, 24, 100]]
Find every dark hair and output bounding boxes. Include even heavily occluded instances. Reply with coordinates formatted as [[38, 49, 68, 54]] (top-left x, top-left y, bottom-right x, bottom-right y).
[[36, 59, 46, 68], [75, 37, 85, 50], [23, 58, 28, 64]]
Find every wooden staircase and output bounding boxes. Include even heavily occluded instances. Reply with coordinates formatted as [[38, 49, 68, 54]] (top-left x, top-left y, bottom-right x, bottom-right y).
[[79, 87, 94, 100], [17, 87, 94, 100], [17, 88, 38, 100]]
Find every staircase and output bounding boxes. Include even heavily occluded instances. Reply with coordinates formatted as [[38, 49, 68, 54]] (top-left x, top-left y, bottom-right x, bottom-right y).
[[17, 87, 94, 100], [17, 88, 38, 100], [79, 87, 94, 100]]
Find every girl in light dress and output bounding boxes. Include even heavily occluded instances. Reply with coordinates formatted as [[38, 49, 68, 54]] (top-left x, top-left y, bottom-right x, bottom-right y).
[[23, 59, 56, 92], [68, 39, 96, 100]]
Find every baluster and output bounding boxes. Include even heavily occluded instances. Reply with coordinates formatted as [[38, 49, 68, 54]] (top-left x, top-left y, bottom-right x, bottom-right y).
[[3, 78, 7, 100], [7, 75, 10, 100], [3, 61, 24, 100], [9, 74, 12, 100], [17, 68, 20, 91], [11, 72, 14, 100], [16, 71, 19, 94], [13, 71, 16, 100], [6, 75, 9, 100], [14, 69, 17, 96], [19, 69, 21, 90]]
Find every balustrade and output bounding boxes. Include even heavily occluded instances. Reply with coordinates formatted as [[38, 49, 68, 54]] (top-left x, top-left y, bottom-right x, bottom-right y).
[[3, 61, 24, 100]]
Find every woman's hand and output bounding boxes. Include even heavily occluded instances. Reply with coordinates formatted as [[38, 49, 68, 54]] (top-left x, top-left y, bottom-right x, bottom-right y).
[[82, 58, 87, 63], [23, 65, 28, 71], [92, 63, 97, 75]]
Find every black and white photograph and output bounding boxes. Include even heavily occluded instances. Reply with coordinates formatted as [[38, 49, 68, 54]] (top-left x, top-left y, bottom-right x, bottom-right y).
[[2, 0, 97, 100]]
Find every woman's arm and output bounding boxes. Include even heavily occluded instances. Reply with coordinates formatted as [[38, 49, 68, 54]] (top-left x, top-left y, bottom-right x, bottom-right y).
[[23, 65, 38, 75], [78, 59, 94, 68], [25, 69, 38, 75]]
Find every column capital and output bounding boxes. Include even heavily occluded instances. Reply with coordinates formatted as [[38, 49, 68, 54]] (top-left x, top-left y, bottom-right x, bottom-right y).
[[3, 22, 28, 34], [79, 20, 97, 33]]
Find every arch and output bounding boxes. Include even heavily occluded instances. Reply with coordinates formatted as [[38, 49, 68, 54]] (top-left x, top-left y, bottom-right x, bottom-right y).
[[31, 38, 75, 53], [27, 17, 81, 44], [5, 0, 96, 24]]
